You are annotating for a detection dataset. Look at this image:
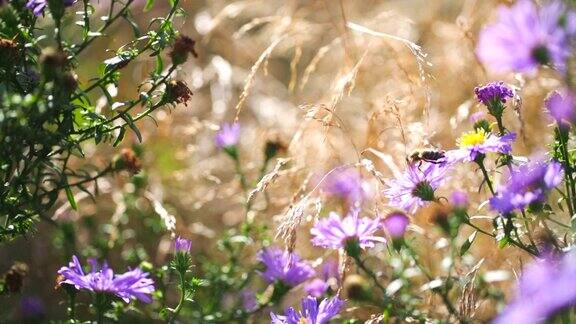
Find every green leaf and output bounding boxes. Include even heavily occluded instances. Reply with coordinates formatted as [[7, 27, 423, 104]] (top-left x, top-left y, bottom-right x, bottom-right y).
[[113, 127, 126, 147], [120, 112, 142, 142], [460, 231, 477, 256], [65, 184, 78, 210], [144, 0, 155, 12]]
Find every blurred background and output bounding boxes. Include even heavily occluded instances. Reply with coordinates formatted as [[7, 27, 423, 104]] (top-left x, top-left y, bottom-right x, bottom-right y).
[[0, 0, 564, 321]]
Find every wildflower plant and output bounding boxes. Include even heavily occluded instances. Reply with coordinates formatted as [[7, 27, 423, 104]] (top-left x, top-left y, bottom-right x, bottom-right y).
[[7, 0, 576, 323], [0, 0, 193, 241]]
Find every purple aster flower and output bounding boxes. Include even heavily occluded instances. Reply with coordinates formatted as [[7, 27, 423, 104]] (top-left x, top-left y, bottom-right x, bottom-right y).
[[477, 0, 572, 73], [494, 253, 576, 324], [18, 296, 45, 319], [310, 209, 385, 254], [474, 82, 514, 106], [215, 123, 240, 149], [383, 162, 448, 213], [382, 211, 410, 238], [270, 296, 345, 324], [545, 89, 576, 125], [240, 289, 258, 312], [451, 190, 469, 209], [26, 0, 74, 16], [320, 259, 340, 284], [174, 236, 192, 253], [257, 247, 315, 287], [469, 111, 486, 123], [447, 129, 516, 163], [305, 278, 329, 298], [323, 168, 363, 203], [58, 255, 155, 303], [490, 158, 563, 214]]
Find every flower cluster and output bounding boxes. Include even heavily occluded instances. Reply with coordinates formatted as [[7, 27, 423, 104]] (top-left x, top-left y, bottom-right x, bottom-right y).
[[474, 82, 514, 106], [257, 247, 315, 287], [490, 158, 563, 214], [58, 256, 155, 303]]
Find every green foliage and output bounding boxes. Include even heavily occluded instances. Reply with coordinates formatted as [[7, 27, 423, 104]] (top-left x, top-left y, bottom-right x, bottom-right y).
[[0, 0, 193, 242]]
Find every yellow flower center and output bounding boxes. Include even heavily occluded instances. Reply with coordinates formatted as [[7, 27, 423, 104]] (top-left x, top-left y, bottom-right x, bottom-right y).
[[458, 130, 487, 148], [299, 319, 307, 324]]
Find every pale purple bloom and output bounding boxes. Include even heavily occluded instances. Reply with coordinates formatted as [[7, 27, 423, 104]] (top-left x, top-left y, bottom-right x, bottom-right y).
[[26, 0, 74, 16], [270, 296, 344, 324], [257, 247, 315, 287], [447, 130, 516, 163], [323, 168, 363, 203], [174, 236, 192, 253], [545, 89, 576, 124], [240, 289, 258, 312], [474, 82, 514, 106], [494, 253, 576, 324], [477, 0, 572, 73], [320, 259, 340, 284], [58, 255, 155, 303], [384, 163, 447, 213], [305, 278, 329, 298], [382, 211, 410, 238], [451, 191, 469, 209], [215, 123, 240, 148], [310, 209, 385, 250], [490, 159, 563, 214], [469, 111, 486, 123]]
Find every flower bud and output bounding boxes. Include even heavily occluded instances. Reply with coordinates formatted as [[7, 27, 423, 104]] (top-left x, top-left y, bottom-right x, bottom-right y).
[[382, 211, 410, 239]]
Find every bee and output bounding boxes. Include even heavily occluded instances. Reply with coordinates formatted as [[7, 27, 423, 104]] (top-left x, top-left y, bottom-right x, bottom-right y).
[[408, 149, 446, 166]]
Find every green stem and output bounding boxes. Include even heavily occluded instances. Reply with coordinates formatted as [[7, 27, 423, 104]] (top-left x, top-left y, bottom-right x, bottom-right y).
[[557, 126, 576, 225], [351, 255, 388, 300], [169, 271, 186, 323], [404, 242, 463, 322], [476, 159, 495, 195]]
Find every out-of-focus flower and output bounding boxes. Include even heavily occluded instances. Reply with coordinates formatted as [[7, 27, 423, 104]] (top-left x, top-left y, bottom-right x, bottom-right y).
[[57, 255, 155, 303], [451, 191, 469, 209], [494, 252, 576, 324], [545, 89, 576, 125], [474, 82, 514, 106], [3, 262, 28, 294], [170, 35, 198, 65], [257, 247, 314, 287], [343, 274, 369, 300], [490, 159, 563, 214], [240, 289, 258, 312], [18, 296, 45, 319], [114, 148, 142, 174], [469, 111, 486, 123], [310, 209, 385, 256], [174, 236, 192, 253], [320, 259, 340, 284], [323, 168, 364, 203], [26, 0, 74, 16], [270, 296, 344, 324], [384, 163, 447, 213], [215, 123, 241, 149], [447, 129, 516, 162], [382, 211, 410, 238], [164, 80, 193, 107], [477, 0, 572, 73], [304, 278, 329, 298]]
